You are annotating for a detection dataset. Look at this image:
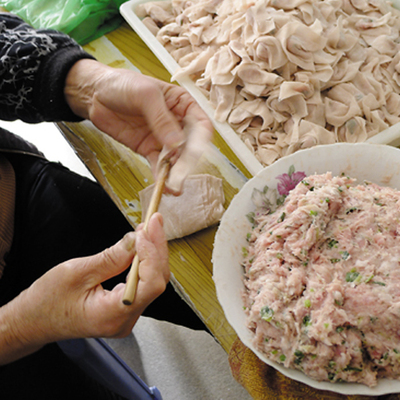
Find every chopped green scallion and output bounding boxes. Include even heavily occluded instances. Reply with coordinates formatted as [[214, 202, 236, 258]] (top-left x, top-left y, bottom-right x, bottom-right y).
[[328, 239, 339, 248], [303, 315, 312, 326], [294, 350, 305, 365], [328, 372, 336, 381], [278, 212, 286, 222], [260, 306, 274, 322], [341, 251, 350, 260], [365, 275, 374, 283], [343, 366, 363, 372], [346, 269, 360, 282]]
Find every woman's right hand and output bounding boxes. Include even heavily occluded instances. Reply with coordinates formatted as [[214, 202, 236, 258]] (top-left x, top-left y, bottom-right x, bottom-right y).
[[0, 213, 169, 365]]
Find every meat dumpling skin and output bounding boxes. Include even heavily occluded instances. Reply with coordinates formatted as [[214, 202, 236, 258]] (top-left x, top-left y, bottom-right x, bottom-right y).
[[139, 174, 225, 240]]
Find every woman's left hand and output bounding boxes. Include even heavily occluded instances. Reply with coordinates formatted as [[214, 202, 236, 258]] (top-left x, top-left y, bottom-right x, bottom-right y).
[[64, 59, 213, 191]]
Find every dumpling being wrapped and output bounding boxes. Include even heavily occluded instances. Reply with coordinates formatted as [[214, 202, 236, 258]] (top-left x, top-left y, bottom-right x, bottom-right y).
[[139, 174, 225, 240]]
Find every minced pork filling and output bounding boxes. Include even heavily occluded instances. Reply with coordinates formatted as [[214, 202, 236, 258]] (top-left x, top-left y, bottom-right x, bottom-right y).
[[242, 172, 400, 387]]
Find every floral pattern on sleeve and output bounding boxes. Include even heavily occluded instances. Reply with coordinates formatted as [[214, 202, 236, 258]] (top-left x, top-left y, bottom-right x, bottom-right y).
[[0, 14, 80, 122]]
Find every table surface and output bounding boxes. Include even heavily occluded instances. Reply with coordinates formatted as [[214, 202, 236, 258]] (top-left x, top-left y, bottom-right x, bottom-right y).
[[57, 22, 253, 353]]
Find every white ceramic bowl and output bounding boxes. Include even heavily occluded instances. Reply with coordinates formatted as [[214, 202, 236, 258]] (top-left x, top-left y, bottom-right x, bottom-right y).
[[212, 143, 400, 396]]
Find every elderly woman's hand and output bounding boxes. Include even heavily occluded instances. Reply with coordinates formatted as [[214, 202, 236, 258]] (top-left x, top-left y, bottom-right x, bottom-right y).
[[0, 213, 168, 365], [64, 59, 213, 192]]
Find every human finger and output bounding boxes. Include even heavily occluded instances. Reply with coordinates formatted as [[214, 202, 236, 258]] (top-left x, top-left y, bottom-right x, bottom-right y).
[[166, 115, 214, 193], [80, 232, 137, 286], [138, 81, 186, 151], [133, 213, 169, 308]]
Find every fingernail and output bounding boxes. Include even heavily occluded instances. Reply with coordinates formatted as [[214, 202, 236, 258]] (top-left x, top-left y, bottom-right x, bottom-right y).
[[121, 232, 136, 251], [153, 212, 164, 227]]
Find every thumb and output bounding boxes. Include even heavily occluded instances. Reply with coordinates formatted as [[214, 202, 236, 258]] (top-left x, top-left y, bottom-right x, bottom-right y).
[[82, 232, 137, 285], [166, 116, 213, 193]]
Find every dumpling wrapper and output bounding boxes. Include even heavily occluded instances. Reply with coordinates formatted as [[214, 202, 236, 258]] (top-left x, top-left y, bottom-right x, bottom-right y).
[[139, 174, 225, 241]]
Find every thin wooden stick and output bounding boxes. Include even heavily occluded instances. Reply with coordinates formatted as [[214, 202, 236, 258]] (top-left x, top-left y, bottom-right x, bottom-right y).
[[122, 160, 171, 305]]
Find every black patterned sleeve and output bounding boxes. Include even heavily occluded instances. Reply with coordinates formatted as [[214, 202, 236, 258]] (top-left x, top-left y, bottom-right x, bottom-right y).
[[0, 13, 95, 123]]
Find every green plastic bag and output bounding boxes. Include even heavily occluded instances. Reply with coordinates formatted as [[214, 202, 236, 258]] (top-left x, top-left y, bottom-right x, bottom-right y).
[[0, 0, 127, 44]]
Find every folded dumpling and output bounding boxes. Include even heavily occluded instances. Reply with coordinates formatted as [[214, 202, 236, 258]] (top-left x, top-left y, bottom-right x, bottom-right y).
[[139, 174, 225, 240]]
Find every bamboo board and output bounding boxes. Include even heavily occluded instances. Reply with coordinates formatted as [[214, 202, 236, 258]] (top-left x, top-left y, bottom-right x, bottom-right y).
[[57, 24, 253, 351]]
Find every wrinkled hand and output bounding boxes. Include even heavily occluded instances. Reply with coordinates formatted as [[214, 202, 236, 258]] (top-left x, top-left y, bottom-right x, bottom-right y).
[[2, 214, 168, 364], [65, 59, 213, 192]]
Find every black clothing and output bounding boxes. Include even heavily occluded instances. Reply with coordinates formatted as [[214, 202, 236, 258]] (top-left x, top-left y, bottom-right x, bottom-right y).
[[0, 12, 205, 400]]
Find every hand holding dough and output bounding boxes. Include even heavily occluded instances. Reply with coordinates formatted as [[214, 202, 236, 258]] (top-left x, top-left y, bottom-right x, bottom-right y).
[[156, 115, 213, 194]]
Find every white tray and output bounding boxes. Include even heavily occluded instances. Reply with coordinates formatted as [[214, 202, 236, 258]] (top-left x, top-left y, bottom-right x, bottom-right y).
[[121, 0, 265, 176], [120, 0, 400, 176]]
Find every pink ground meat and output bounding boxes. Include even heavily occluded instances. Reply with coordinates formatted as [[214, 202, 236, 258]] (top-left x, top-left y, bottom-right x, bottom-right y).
[[242, 172, 400, 387]]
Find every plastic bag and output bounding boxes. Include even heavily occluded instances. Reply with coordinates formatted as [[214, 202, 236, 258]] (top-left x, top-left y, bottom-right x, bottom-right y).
[[0, 0, 127, 45]]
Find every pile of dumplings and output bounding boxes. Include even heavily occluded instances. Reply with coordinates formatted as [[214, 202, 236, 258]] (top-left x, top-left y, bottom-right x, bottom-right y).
[[137, 0, 400, 166]]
